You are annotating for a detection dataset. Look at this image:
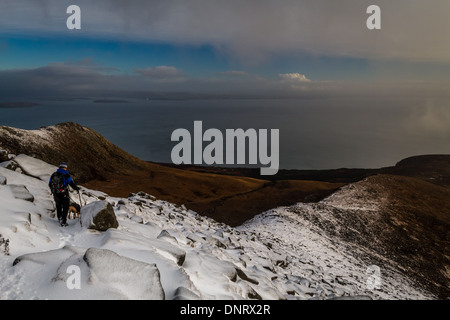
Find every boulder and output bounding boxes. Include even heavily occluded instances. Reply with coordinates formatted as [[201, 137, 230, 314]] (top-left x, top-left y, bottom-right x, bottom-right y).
[[13, 154, 57, 182], [0, 176, 6, 185], [83, 248, 165, 300], [80, 200, 119, 231]]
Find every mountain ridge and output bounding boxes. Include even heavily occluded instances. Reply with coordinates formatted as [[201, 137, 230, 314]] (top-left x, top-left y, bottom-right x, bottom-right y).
[[0, 154, 439, 300], [1, 122, 449, 299]]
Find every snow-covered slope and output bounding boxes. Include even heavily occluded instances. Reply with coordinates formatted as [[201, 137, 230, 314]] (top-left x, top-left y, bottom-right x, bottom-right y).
[[0, 155, 434, 300]]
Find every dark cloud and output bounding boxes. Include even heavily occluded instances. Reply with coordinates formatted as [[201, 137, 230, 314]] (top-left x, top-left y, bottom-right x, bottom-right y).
[[0, 62, 120, 98], [1, 60, 448, 103], [1, 0, 449, 63], [0, 60, 319, 99]]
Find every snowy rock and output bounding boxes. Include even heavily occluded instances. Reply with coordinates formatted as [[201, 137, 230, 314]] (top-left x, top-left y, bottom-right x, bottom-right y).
[[0, 176, 6, 185], [130, 215, 143, 224], [12, 154, 57, 182], [40, 199, 56, 215], [4, 161, 21, 172], [13, 245, 84, 267], [185, 251, 238, 282], [105, 228, 186, 266], [8, 185, 34, 202], [157, 229, 179, 245], [328, 295, 372, 300], [83, 248, 165, 300], [236, 267, 259, 285], [173, 286, 201, 300], [80, 200, 119, 231]]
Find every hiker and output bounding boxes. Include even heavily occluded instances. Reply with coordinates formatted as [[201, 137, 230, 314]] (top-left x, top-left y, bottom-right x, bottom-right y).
[[49, 163, 80, 226]]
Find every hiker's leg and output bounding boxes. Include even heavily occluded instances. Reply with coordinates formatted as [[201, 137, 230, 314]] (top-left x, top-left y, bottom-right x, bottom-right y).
[[61, 197, 70, 224], [55, 197, 63, 221]]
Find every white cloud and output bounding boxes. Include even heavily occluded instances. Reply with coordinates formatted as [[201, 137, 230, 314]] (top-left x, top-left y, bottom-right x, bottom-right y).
[[278, 73, 311, 83]]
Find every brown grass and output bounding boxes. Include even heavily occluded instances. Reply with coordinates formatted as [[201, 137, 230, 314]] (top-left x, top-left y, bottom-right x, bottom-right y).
[[84, 168, 343, 226]]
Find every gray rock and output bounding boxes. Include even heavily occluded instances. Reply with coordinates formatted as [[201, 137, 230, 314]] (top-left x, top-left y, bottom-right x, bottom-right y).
[[236, 268, 259, 285], [80, 200, 119, 231], [0, 176, 6, 185], [247, 286, 262, 300]]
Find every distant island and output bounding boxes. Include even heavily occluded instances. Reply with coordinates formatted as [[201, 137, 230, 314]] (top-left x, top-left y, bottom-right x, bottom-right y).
[[93, 99, 129, 103], [0, 102, 39, 108]]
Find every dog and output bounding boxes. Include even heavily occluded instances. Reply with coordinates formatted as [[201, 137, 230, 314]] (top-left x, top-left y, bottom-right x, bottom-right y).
[[68, 202, 81, 219]]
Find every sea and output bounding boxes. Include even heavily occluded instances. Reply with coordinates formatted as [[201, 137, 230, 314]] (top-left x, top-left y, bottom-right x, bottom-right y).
[[0, 97, 448, 170]]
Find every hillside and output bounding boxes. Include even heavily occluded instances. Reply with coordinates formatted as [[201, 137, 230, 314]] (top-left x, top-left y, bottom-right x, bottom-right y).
[[383, 154, 450, 186], [0, 155, 437, 300], [291, 174, 450, 299], [0, 122, 343, 225], [1, 122, 449, 299]]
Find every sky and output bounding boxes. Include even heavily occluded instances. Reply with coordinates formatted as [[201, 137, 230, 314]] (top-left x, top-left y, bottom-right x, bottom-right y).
[[0, 0, 449, 100], [0, 0, 449, 169]]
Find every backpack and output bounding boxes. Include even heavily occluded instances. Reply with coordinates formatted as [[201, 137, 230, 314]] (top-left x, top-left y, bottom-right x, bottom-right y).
[[51, 173, 68, 195]]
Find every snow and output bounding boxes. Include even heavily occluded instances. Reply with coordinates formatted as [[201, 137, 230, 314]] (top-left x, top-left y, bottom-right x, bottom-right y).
[[83, 247, 165, 300], [0, 154, 435, 300], [12, 154, 57, 182], [8, 184, 34, 202]]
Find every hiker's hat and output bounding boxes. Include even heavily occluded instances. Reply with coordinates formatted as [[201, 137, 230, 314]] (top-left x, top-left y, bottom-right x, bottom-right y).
[[59, 163, 68, 169]]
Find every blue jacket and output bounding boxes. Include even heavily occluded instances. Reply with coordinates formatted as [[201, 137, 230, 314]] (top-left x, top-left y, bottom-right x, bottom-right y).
[[49, 168, 79, 197]]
